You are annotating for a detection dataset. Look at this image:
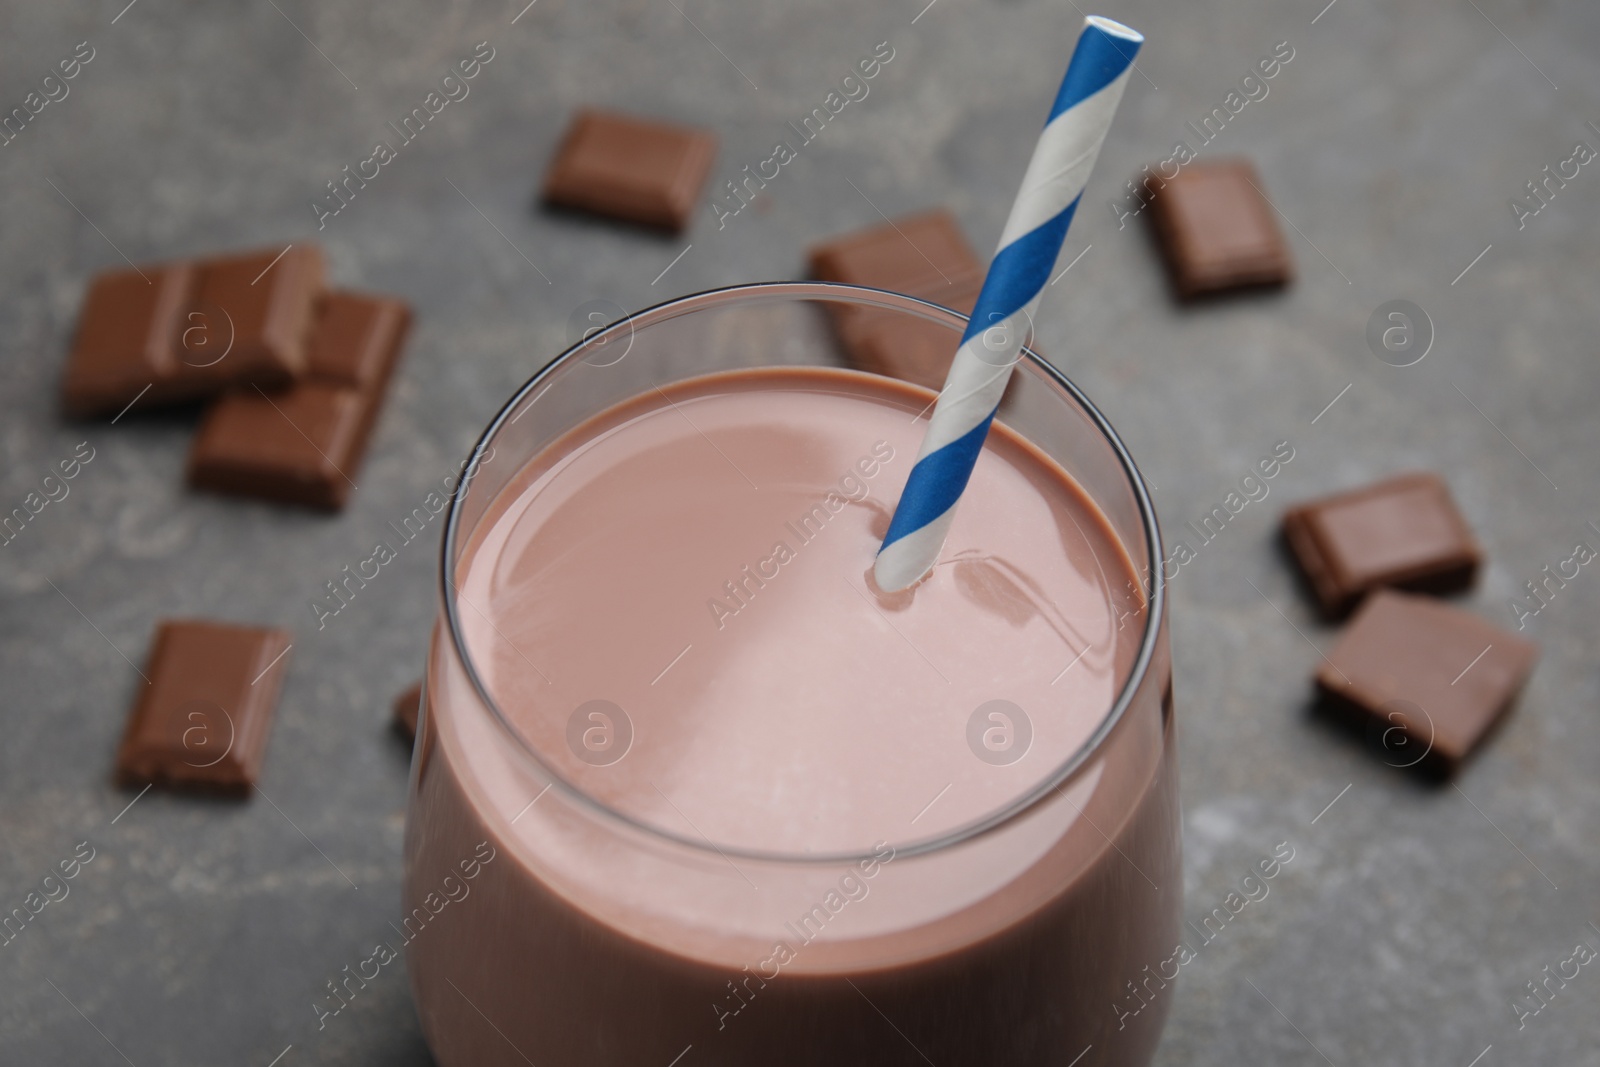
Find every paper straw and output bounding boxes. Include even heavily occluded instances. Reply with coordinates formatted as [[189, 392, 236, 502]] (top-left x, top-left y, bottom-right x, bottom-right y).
[[873, 16, 1142, 592]]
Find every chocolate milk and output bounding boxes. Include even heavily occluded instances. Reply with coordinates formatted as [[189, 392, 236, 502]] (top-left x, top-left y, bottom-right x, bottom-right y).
[[405, 368, 1178, 1066]]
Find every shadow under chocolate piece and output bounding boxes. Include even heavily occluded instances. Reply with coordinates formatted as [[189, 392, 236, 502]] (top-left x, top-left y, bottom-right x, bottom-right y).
[[60, 245, 325, 418], [542, 108, 716, 233], [188, 290, 410, 510], [808, 208, 984, 391], [1282, 472, 1480, 619], [116, 619, 293, 794], [1147, 159, 1292, 300], [1314, 590, 1537, 776]]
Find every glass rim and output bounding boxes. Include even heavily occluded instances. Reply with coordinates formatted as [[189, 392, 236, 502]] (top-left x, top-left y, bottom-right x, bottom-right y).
[[438, 281, 1166, 865]]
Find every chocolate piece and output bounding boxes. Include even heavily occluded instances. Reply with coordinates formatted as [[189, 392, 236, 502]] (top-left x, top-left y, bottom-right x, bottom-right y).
[[61, 263, 195, 417], [809, 208, 983, 296], [809, 209, 986, 390], [1148, 159, 1292, 299], [190, 385, 366, 509], [62, 245, 327, 418], [188, 290, 409, 509], [189, 244, 325, 386], [116, 620, 292, 793], [542, 109, 717, 232], [1315, 590, 1537, 774], [307, 289, 407, 390], [394, 680, 423, 742], [1283, 473, 1480, 618]]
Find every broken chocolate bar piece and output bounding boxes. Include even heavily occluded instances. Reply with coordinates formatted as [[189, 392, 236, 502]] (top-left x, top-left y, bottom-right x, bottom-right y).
[[116, 619, 293, 793], [1315, 590, 1537, 774], [394, 680, 423, 742], [307, 288, 409, 390], [61, 263, 195, 417], [542, 109, 717, 232], [188, 244, 325, 387], [1283, 472, 1481, 618], [1147, 159, 1292, 299], [61, 245, 326, 417], [190, 385, 366, 509], [188, 290, 410, 510], [809, 208, 983, 296], [809, 209, 986, 389]]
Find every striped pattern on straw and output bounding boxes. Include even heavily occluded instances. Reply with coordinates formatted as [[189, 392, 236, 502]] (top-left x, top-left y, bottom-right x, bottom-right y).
[[874, 16, 1143, 592]]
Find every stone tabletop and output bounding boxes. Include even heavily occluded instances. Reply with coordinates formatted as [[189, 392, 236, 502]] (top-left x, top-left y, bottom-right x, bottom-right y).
[[1, 1, 1596, 1064]]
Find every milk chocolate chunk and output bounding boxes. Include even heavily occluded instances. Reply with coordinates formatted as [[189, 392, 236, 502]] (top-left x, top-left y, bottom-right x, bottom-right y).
[[542, 109, 717, 232], [116, 620, 293, 793], [394, 680, 423, 741], [189, 385, 366, 509], [188, 290, 409, 510], [809, 209, 985, 390], [1148, 159, 1292, 299], [306, 289, 409, 390], [61, 263, 195, 417], [189, 244, 325, 387], [1283, 473, 1481, 618], [62, 244, 327, 418], [809, 208, 983, 296], [1315, 590, 1537, 774]]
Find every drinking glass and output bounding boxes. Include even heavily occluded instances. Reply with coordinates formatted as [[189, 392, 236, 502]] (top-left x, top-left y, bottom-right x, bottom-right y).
[[403, 282, 1178, 1067]]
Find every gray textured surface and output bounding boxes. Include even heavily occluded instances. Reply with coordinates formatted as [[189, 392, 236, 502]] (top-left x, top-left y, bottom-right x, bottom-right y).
[[2, 1, 1597, 1064]]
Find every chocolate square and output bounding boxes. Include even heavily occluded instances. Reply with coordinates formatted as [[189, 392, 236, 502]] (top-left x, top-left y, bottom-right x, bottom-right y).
[[809, 208, 983, 297], [1283, 473, 1481, 618], [306, 289, 409, 389], [61, 263, 195, 417], [1148, 159, 1291, 299], [542, 109, 717, 232], [190, 244, 325, 386], [190, 385, 366, 509], [188, 290, 410, 510], [1315, 590, 1537, 773], [394, 680, 422, 742], [62, 245, 328, 418], [116, 620, 293, 793], [809, 209, 985, 389]]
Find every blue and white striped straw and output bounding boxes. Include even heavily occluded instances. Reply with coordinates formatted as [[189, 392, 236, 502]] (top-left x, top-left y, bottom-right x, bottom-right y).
[[874, 16, 1143, 592]]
